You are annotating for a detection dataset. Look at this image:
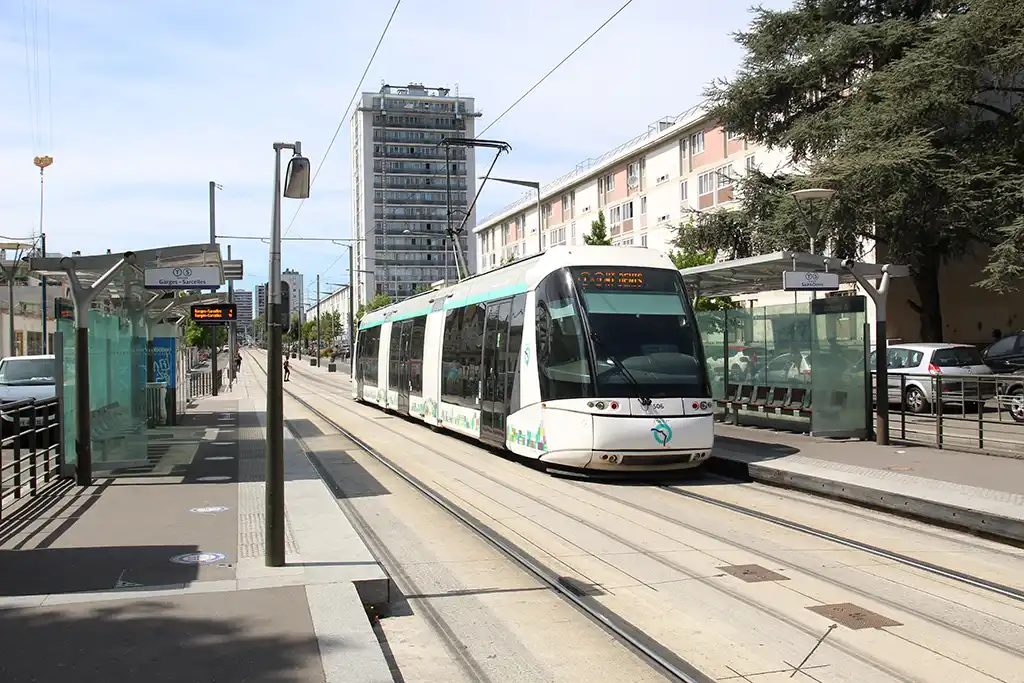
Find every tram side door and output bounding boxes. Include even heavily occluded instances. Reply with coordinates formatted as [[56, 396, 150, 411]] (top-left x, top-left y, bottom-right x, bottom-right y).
[[480, 300, 511, 445], [397, 321, 411, 414]]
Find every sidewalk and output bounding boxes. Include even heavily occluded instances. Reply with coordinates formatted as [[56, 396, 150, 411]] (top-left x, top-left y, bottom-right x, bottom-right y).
[[710, 423, 1024, 544], [0, 368, 393, 683]]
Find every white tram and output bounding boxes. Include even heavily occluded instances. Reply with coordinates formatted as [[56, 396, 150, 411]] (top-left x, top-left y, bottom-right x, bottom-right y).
[[352, 246, 715, 471]]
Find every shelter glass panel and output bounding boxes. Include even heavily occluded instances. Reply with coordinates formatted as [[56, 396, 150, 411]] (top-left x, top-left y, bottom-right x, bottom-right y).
[[810, 296, 868, 437]]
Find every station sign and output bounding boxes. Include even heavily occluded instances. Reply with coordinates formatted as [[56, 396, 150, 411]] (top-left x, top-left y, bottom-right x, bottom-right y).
[[782, 270, 840, 292], [145, 266, 221, 290], [190, 303, 237, 325]]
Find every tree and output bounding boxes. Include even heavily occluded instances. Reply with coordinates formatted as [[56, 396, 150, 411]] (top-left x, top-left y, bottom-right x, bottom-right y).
[[667, 247, 738, 313], [686, 0, 1024, 341], [583, 210, 612, 245], [253, 315, 266, 338], [184, 321, 226, 348], [355, 292, 392, 322]]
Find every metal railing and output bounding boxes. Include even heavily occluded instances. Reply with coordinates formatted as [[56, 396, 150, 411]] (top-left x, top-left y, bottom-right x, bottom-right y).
[[0, 397, 64, 522], [873, 371, 1024, 455]]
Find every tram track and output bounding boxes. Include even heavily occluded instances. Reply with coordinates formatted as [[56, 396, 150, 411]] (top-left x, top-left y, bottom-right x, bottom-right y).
[[280, 355, 1024, 606], [255, 353, 1024, 680], [248, 351, 713, 683]]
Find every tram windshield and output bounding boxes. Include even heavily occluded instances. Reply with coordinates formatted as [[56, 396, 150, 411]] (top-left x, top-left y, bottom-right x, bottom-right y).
[[534, 266, 709, 401]]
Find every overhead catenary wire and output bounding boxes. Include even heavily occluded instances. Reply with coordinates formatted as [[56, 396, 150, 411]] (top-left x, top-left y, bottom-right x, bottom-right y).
[[283, 0, 403, 238], [477, 0, 636, 138]]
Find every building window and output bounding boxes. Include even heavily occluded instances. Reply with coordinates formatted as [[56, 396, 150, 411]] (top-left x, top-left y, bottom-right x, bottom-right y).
[[745, 155, 757, 172], [641, 235, 648, 247], [622, 201, 634, 220], [562, 194, 571, 213], [698, 171, 715, 196], [726, 130, 742, 141], [690, 131, 705, 154], [640, 196, 647, 215], [605, 174, 615, 192], [609, 205, 622, 224], [716, 164, 735, 188], [680, 180, 688, 203]]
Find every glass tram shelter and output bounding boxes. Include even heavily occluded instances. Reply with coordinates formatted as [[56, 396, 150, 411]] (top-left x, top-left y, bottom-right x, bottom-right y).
[[681, 251, 909, 445], [29, 244, 232, 484]]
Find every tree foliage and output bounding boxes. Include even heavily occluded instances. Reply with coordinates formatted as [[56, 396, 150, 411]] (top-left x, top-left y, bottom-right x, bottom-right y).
[[355, 292, 393, 322], [667, 247, 739, 313], [681, 0, 1024, 341], [184, 321, 226, 348], [583, 210, 613, 245]]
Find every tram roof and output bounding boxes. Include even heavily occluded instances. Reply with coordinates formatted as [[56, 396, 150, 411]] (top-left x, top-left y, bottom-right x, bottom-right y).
[[359, 245, 677, 329], [677, 251, 910, 298]]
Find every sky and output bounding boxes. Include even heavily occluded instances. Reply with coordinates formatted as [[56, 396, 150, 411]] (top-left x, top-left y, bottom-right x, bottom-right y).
[[0, 0, 792, 308]]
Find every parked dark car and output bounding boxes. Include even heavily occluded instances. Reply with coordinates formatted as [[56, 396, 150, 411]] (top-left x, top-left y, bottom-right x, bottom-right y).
[[982, 331, 1024, 422]]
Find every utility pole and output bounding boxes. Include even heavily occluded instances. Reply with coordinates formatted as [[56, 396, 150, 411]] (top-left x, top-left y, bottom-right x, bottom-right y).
[[315, 274, 321, 367], [227, 245, 236, 385], [209, 181, 219, 396]]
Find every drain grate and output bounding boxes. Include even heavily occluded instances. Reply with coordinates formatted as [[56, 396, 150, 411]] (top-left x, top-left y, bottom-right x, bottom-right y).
[[807, 602, 903, 630], [718, 564, 790, 583]]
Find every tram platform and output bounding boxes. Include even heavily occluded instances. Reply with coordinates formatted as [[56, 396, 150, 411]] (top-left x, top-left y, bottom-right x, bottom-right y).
[[0, 382, 393, 683], [709, 423, 1024, 545]]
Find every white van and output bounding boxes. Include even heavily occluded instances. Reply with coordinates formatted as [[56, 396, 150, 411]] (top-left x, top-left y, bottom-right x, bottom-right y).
[[0, 354, 57, 434]]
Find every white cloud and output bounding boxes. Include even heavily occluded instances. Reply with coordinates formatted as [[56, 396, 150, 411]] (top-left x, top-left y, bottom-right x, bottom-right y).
[[0, 0, 790, 293]]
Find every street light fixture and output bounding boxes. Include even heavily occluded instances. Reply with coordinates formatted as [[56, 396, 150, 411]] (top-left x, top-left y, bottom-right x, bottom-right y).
[[787, 188, 837, 255], [266, 141, 310, 568], [482, 177, 543, 255]]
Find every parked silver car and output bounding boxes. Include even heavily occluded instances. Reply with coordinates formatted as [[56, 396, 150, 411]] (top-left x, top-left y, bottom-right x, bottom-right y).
[[869, 343, 994, 413]]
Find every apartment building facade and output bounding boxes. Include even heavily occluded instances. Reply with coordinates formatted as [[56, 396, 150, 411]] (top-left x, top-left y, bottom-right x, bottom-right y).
[[473, 105, 793, 270], [350, 83, 479, 305]]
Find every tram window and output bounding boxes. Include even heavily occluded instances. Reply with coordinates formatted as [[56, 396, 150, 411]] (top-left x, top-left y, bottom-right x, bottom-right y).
[[536, 271, 593, 400], [388, 322, 403, 391], [409, 316, 426, 394], [360, 326, 381, 385], [506, 293, 527, 411], [458, 303, 486, 404], [441, 307, 464, 403]]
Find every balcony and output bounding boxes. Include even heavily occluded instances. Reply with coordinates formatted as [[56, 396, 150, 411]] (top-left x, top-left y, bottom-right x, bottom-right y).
[[373, 149, 465, 161]]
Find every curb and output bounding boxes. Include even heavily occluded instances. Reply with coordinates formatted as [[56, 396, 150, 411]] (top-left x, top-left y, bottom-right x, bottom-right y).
[[705, 454, 1024, 547]]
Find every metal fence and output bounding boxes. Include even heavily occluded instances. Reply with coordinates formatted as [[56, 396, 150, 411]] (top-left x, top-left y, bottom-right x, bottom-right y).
[[0, 397, 64, 522], [874, 372, 1024, 456]]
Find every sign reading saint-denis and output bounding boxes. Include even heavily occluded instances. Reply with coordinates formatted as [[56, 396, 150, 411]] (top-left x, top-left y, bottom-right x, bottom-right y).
[[782, 270, 840, 292], [145, 266, 220, 289]]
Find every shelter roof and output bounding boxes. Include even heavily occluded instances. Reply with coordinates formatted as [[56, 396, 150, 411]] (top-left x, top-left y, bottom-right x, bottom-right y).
[[678, 251, 910, 298]]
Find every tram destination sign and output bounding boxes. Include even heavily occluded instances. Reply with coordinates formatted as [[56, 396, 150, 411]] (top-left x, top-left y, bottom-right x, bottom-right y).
[[574, 269, 648, 290], [190, 303, 237, 325]]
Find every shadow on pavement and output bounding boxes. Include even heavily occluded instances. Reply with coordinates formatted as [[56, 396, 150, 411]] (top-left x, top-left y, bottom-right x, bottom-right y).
[[0, 585, 328, 683], [0, 544, 205, 596]]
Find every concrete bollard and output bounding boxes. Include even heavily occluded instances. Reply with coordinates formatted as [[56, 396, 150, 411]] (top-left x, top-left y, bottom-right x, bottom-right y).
[[328, 363, 337, 373], [309, 359, 317, 367]]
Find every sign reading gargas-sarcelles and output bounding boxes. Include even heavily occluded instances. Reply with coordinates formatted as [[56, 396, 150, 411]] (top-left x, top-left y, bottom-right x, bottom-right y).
[[144, 266, 221, 289]]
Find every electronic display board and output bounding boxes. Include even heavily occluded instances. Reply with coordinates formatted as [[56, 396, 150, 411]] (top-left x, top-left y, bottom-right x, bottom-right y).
[[190, 303, 237, 325], [573, 268, 650, 290]]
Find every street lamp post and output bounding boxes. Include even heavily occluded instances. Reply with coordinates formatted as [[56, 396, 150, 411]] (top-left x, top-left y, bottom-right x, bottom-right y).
[[209, 181, 223, 395], [34, 156, 53, 353], [266, 141, 310, 567], [786, 188, 837, 256], [482, 177, 543, 255]]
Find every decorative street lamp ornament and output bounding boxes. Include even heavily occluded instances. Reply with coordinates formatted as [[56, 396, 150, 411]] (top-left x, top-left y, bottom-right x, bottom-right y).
[[33, 155, 53, 170]]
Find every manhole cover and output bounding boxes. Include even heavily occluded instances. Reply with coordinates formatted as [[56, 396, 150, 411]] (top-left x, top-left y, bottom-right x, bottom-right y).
[[718, 564, 790, 583], [189, 506, 230, 514], [806, 602, 903, 630], [196, 475, 232, 482], [169, 552, 229, 565]]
